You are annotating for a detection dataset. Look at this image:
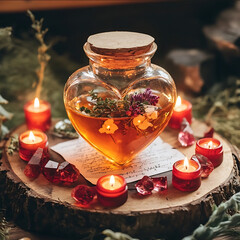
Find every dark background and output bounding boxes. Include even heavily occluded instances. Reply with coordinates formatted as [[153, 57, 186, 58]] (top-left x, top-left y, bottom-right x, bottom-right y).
[[0, 0, 237, 127], [0, 0, 235, 66]]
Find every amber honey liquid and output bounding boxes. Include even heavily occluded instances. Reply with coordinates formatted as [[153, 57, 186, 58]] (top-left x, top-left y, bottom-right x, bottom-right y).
[[66, 97, 174, 166]]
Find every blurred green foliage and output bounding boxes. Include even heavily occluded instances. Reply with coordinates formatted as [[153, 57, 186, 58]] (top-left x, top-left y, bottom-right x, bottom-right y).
[[0, 26, 79, 130], [193, 78, 240, 148]]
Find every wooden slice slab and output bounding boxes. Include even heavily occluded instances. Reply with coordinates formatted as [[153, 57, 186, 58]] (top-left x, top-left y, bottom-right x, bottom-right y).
[[0, 119, 239, 240]]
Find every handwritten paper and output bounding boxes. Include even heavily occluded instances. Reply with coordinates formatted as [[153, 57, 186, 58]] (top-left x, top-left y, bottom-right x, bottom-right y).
[[51, 137, 185, 184]]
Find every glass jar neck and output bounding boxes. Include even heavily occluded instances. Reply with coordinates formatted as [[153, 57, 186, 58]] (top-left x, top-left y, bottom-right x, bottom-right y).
[[84, 42, 157, 91], [84, 42, 156, 74], [89, 58, 151, 78]]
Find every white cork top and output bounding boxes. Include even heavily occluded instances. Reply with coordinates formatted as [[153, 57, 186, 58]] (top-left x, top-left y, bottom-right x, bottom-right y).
[[87, 31, 154, 50]]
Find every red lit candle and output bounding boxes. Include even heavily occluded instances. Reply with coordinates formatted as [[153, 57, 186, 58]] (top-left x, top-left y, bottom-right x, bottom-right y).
[[19, 130, 48, 161], [96, 175, 128, 207], [172, 157, 201, 192], [168, 96, 192, 129], [24, 98, 51, 131], [196, 138, 223, 168]]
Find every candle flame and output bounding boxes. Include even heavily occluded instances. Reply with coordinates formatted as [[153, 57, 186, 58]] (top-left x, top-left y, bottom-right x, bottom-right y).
[[110, 175, 115, 187], [175, 96, 182, 108], [208, 141, 213, 149], [183, 157, 189, 170], [28, 131, 36, 142], [34, 97, 40, 108]]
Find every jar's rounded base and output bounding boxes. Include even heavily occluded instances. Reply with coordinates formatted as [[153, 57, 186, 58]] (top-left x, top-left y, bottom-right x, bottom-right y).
[[105, 157, 133, 167]]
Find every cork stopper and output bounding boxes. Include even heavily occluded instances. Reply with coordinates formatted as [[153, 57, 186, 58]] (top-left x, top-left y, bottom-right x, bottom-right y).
[[87, 31, 155, 56]]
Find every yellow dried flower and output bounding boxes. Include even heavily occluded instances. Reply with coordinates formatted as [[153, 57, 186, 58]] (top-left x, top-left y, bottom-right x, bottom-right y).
[[99, 119, 118, 134], [133, 115, 153, 130]]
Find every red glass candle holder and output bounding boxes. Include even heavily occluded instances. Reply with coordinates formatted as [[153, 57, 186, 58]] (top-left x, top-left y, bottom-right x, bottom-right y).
[[96, 175, 128, 207], [24, 99, 51, 132], [172, 159, 201, 192], [195, 138, 223, 168], [19, 130, 48, 161], [168, 98, 192, 129]]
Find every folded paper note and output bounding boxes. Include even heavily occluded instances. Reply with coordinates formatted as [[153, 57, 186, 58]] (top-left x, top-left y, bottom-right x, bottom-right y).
[[51, 137, 185, 184]]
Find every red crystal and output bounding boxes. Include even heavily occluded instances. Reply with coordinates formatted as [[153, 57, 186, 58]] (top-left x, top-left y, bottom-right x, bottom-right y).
[[152, 177, 168, 192], [42, 160, 61, 184], [135, 176, 154, 195], [71, 185, 96, 205], [58, 161, 80, 184], [40, 153, 50, 169], [24, 148, 43, 178], [178, 118, 195, 147], [204, 127, 214, 138], [191, 154, 214, 178]]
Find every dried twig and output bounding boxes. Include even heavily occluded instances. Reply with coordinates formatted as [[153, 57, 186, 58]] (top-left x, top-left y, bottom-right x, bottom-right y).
[[27, 10, 51, 99]]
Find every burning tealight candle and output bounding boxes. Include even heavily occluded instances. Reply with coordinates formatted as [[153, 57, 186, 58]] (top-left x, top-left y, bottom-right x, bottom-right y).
[[168, 96, 192, 129], [19, 130, 48, 161], [96, 174, 128, 207], [195, 138, 223, 168], [172, 157, 201, 192], [24, 97, 51, 131]]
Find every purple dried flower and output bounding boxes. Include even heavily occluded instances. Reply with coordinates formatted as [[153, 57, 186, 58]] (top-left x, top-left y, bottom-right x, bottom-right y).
[[130, 88, 159, 105], [129, 104, 144, 116], [127, 88, 159, 116]]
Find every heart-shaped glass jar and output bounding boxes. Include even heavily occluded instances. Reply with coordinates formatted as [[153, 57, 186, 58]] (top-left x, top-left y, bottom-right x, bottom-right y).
[[64, 32, 177, 166]]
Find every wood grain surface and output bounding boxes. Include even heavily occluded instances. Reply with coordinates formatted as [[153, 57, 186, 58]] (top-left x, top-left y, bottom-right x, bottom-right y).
[[0, 119, 239, 240]]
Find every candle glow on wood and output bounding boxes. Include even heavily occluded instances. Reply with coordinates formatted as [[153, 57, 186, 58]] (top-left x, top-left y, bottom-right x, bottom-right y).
[[174, 96, 187, 112], [176, 157, 197, 173], [184, 157, 189, 170], [21, 131, 42, 144], [196, 138, 223, 168], [34, 97, 40, 108], [29, 131, 35, 141], [96, 174, 128, 207], [101, 175, 122, 190], [176, 96, 181, 106], [24, 98, 51, 131], [110, 175, 115, 187], [19, 130, 48, 161], [27, 98, 49, 113], [172, 158, 201, 192], [168, 96, 192, 129], [203, 141, 218, 149]]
